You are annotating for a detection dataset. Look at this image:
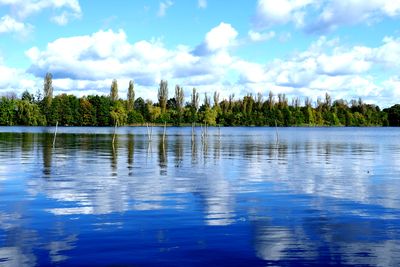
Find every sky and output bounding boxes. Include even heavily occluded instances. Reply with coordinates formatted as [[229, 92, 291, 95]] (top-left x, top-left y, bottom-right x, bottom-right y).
[[0, 0, 400, 107]]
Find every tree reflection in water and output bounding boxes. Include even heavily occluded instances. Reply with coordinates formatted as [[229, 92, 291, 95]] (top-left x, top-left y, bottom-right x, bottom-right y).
[[0, 127, 399, 266]]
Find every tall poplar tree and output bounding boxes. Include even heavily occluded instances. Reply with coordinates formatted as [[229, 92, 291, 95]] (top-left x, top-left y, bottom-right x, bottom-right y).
[[158, 80, 168, 113], [110, 79, 118, 102], [175, 85, 184, 112], [127, 80, 135, 111], [43, 72, 53, 108], [191, 88, 199, 111]]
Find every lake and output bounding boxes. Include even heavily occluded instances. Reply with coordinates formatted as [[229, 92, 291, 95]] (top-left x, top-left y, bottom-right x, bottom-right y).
[[0, 126, 400, 266]]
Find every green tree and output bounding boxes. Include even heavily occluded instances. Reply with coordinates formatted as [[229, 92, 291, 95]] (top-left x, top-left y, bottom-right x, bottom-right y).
[[175, 85, 184, 112], [213, 91, 220, 109], [127, 80, 135, 111], [303, 106, 315, 126], [110, 100, 127, 126], [127, 110, 144, 124], [134, 97, 146, 116], [146, 102, 161, 122], [158, 80, 168, 113], [0, 77, 392, 127], [48, 94, 80, 126], [267, 91, 274, 110], [188, 88, 199, 123], [43, 72, 53, 108], [88, 95, 112, 126], [79, 97, 96, 126], [0, 97, 16, 125], [202, 108, 217, 125], [191, 88, 199, 111], [16, 100, 46, 126], [385, 104, 400, 126], [203, 93, 211, 109], [21, 90, 34, 103], [174, 85, 184, 124], [110, 79, 118, 102]]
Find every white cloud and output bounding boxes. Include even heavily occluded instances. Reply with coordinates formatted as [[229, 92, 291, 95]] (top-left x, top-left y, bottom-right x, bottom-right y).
[[256, 0, 292, 26], [233, 35, 400, 105], [382, 76, 400, 101], [198, 0, 207, 9], [157, 0, 173, 17], [204, 22, 238, 51], [0, 61, 40, 96], [248, 30, 275, 42], [253, 0, 400, 32], [254, 0, 314, 28], [26, 29, 174, 81], [12, 25, 400, 107], [233, 60, 266, 84], [24, 26, 238, 99], [372, 36, 400, 68], [308, 75, 380, 98], [0, 0, 81, 25], [310, 0, 400, 32], [0, 15, 31, 35], [1, 0, 81, 19], [316, 47, 372, 75]]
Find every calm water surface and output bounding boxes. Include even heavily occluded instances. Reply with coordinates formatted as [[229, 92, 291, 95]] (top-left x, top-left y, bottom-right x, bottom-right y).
[[0, 126, 400, 266]]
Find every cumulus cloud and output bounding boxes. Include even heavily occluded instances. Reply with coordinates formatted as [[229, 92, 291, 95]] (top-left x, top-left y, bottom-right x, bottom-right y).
[[309, 0, 400, 32], [232, 35, 400, 105], [316, 47, 372, 76], [194, 22, 238, 55], [253, 0, 400, 32], [0, 15, 31, 35], [14, 24, 400, 107], [0, 0, 82, 26], [373, 36, 400, 68], [0, 58, 40, 96], [254, 0, 314, 29], [204, 22, 238, 51], [25, 25, 240, 99], [382, 76, 400, 101], [233, 60, 266, 84], [26, 29, 187, 81], [157, 0, 173, 17]]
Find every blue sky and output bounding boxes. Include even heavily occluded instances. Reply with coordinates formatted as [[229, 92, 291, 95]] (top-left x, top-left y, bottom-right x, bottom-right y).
[[0, 0, 400, 107]]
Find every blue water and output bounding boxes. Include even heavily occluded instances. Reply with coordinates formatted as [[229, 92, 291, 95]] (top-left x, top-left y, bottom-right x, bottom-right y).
[[0, 127, 400, 266]]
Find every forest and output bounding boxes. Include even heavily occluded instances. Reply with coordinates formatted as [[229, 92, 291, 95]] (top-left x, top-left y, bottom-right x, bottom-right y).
[[1, 73, 400, 127]]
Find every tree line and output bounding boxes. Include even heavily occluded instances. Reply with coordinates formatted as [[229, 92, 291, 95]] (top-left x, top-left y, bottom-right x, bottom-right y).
[[1, 73, 400, 127]]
